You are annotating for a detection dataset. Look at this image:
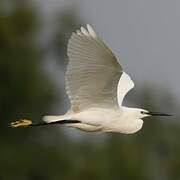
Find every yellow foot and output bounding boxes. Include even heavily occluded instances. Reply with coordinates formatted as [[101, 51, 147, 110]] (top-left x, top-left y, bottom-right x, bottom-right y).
[[11, 119, 32, 128]]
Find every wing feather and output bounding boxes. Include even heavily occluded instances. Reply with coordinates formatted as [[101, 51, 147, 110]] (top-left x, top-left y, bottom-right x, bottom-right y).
[[117, 72, 134, 106], [66, 25, 132, 111]]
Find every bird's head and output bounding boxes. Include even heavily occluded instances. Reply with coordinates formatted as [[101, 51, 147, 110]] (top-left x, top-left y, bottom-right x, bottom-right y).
[[123, 107, 172, 119]]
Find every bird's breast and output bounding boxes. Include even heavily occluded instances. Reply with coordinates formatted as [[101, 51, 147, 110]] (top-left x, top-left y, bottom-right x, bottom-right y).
[[103, 118, 144, 134]]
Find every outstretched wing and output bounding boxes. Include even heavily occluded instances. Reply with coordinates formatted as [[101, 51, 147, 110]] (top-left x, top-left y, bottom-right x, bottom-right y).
[[66, 24, 133, 112]]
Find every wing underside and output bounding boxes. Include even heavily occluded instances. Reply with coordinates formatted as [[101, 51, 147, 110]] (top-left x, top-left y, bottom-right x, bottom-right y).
[[66, 25, 133, 111]]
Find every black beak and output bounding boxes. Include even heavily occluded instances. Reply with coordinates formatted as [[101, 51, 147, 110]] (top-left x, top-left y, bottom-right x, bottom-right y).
[[147, 112, 172, 116]]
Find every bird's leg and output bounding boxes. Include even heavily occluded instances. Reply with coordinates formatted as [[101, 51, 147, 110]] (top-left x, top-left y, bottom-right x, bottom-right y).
[[10, 119, 81, 128]]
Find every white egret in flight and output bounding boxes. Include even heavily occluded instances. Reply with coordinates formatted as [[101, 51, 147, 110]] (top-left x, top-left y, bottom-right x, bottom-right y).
[[11, 24, 171, 134]]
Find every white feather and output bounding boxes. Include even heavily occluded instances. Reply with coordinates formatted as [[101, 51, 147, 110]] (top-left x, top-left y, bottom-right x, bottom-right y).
[[80, 26, 90, 36], [76, 30, 83, 36], [117, 72, 134, 106], [43, 115, 66, 123], [87, 24, 97, 38], [66, 25, 123, 111], [42, 25, 149, 134]]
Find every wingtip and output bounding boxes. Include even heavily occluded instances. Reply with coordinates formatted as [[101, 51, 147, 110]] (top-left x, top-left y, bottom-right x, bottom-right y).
[[74, 24, 97, 38], [80, 26, 89, 36], [76, 29, 83, 36], [86, 24, 91, 28], [86, 24, 97, 38], [10, 119, 32, 128]]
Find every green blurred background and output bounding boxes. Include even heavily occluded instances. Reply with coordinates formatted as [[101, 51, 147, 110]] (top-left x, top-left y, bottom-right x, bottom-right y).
[[0, 0, 180, 179]]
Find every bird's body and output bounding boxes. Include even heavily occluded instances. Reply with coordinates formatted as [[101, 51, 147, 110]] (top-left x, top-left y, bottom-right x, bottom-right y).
[[44, 106, 144, 134], [11, 24, 171, 133], [67, 107, 144, 134]]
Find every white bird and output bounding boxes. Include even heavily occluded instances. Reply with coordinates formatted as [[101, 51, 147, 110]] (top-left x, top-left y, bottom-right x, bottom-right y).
[[11, 24, 171, 134]]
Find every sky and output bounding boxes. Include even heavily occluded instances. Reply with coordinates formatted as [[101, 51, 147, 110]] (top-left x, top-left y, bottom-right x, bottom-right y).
[[36, 0, 180, 101]]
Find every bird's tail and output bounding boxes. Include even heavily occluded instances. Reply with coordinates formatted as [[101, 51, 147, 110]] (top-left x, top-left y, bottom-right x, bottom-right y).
[[43, 115, 66, 123]]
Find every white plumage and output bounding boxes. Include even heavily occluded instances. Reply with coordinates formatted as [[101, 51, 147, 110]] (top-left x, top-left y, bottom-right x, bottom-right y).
[[44, 24, 149, 134], [11, 24, 171, 132]]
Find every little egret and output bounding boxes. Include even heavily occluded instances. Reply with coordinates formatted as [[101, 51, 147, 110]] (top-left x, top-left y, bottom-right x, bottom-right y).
[[11, 24, 171, 134]]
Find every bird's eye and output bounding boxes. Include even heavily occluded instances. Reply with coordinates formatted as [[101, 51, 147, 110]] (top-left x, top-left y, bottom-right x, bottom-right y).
[[141, 111, 145, 114]]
